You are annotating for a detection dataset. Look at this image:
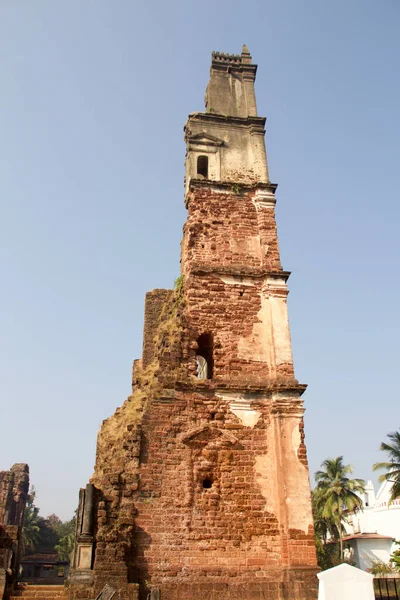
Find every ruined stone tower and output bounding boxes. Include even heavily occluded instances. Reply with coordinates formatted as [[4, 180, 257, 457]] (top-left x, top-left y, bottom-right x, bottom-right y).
[[68, 47, 318, 600], [0, 464, 29, 599]]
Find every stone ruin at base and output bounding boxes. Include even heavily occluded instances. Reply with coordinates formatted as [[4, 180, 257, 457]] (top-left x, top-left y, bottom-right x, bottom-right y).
[[67, 47, 319, 600], [0, 465, 29, 600]]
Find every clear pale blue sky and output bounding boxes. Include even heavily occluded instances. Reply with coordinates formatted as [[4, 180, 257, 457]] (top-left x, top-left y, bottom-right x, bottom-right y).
[[1, 1, 399, 520]]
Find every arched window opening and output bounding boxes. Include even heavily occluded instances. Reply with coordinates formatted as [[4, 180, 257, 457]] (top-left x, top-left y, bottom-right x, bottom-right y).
[[196, 333, 214, 380], [197, 155, 208, 179]]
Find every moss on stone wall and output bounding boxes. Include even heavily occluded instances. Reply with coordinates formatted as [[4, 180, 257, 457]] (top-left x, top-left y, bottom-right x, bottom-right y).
[[92, 284, 186, 487]]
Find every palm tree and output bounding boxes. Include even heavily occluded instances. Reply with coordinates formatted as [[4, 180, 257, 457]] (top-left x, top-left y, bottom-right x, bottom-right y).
[[315, 456, 365, 561], [373, 430, 400, 503], [312, 487, 343, 569], [312, 487, 341, 546], [54, 531, 75, 561], [54, 515, 76, 562], [22, 488, 41, 554]]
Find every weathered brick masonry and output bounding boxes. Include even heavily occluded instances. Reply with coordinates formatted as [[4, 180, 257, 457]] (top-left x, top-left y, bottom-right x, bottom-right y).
[[68, 47, 318, 600], [0, 464, 29, 600]]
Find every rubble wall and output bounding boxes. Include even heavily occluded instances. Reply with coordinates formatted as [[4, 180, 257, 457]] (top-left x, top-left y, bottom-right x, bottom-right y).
[[0, 464, 29, 600]]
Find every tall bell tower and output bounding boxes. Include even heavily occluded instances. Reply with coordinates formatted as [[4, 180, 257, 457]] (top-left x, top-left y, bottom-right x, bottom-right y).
[[183, 46, 292, 381], [68, 47, 318, 600]]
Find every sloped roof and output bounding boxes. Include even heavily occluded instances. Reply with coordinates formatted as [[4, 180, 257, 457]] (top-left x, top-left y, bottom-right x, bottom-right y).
[[342, 533, 394, 542], [21, 553, 68, 564]]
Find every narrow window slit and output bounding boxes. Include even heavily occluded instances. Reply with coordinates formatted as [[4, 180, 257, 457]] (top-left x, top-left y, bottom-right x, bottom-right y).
[[196, 333, 214, 379], [197, 155, 208, 179]]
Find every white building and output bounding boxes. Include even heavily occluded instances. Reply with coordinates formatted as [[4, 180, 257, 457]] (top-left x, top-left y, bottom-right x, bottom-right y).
[[344, 479, 400, 570]]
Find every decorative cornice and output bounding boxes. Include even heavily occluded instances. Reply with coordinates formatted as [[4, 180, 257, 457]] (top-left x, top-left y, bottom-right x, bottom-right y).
[[185, 180, 277, 208], [186, 112, 266, 129], [211, 50, 257, 79], [253, 187, 276, 208], [186, 132, 225, 147], [212, 51, 242, 65], [187, 179, 277, 193], [179, 425, 238, 447], [187, 265, 291, 282], [174, 378, 306, 396], [270, 395, 306, 416]]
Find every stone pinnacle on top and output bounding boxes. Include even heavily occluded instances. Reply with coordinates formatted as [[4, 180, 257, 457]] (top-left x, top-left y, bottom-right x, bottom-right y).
[[241, 44, 252, 63]]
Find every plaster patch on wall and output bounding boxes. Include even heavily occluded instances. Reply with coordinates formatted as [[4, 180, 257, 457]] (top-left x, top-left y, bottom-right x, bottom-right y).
[[230, 235, 261, 258], [283, 419, 313, 531], [216, 392, 262, 427], [253, 418, 278, 516], [229, 402, 261, 428], [291, 422, 301, 457], [237, 293, 272, 363], [255, 417, 313, 533], [270, 296, 293, 366], [207, 185, 231, 194], [218, 275, 255, 287], [255, 455, 269, 501]]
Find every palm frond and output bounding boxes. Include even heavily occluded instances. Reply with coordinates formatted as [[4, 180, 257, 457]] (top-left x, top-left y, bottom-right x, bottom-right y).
[[373, 461, 393, 472], [374, 430, 400, 502]]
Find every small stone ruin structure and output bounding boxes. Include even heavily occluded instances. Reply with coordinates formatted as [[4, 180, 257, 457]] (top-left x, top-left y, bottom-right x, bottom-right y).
[[317, 563, 375, 600], [68, 47, 319, 600], [0, 464, 29, 600]]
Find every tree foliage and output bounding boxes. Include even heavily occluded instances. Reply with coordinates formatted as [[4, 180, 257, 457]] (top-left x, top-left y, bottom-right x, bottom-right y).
[[390, 541, 400, 572], [22, 485, 76, 561], [368, 559, 396, 575], [312, 487, 342, 570], [54, 518, 76, 562], [373, 430, 400, 503], [314, 456, 365, 562], [22, 487, 41, 554], [312, 487, 341, 544], [36, 517, 60, 551]]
